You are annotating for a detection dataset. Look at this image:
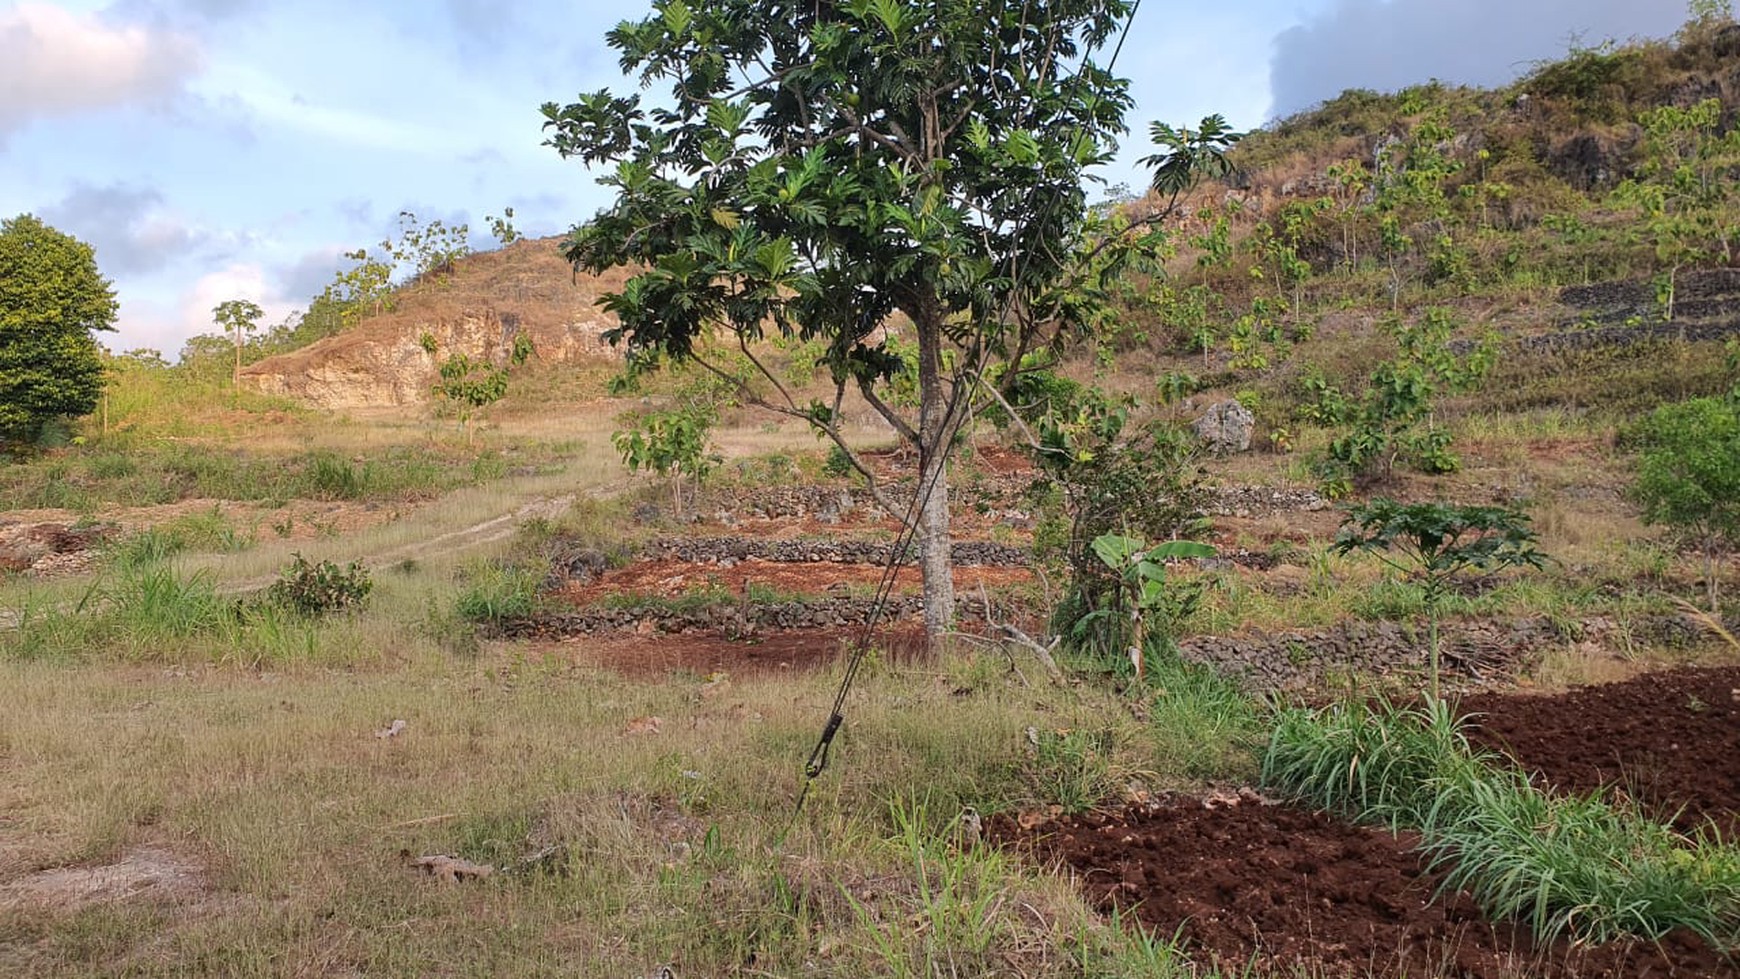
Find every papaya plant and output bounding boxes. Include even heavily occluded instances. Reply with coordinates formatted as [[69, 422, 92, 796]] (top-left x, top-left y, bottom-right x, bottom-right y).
[[1333, 499, 1545, 701]]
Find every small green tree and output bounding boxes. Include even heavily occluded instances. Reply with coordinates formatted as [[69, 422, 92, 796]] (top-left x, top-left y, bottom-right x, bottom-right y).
[[1368, 110, 1465, 307], [486, 207, 521, 247], [544, 0, 1146, 643], [1333, 499, 1545, 701], [1303, 307, 1495, 496], [1138, 114, 1243, 219], [1630, 393, 1740, 611], [212, 299, 265, 401], [613, 400, 721, 519], [387, 210, 471, 282], [321, 249, 395, 329], [420, 331, 534, 438], [1613, 99, 1740, 322], [0, 214, 117, 446]]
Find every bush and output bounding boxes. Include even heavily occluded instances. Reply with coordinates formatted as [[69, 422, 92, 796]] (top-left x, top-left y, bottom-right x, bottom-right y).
[[267, 554, 373, 617], [1629, 392, 1740, 611]]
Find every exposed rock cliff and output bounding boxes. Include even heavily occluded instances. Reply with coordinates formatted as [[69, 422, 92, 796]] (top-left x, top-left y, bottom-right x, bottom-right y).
[[240, 238, 629, 409]]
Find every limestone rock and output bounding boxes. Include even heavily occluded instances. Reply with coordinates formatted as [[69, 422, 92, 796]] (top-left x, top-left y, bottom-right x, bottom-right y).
[[1192, 400, 1255, 455], [240, 238, 626, 410]]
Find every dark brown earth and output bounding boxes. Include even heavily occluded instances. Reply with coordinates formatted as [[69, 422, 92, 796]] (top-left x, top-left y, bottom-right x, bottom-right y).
[[992, 797, 1738, 978], [1462, 666, 1740, 839]]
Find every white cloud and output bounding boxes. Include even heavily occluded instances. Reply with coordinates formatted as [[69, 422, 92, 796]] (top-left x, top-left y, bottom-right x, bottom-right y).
[[0, 2, 204, 136], [1269, 0, 1686, 117], [110, 260, 296, 355], [181, 261, 296, 334], [193, 62, 459, 155]]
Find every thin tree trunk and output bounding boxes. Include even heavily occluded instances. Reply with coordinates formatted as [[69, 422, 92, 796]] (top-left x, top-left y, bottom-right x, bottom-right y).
[[1707, 541, 1721, 614], [914, 307, 955, 645]]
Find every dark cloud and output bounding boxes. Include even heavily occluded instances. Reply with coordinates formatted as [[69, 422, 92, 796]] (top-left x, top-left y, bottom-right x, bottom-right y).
[[1270, 0, 1686, 118], [274, 247, 346, 303], [38, 183, 210, 277]]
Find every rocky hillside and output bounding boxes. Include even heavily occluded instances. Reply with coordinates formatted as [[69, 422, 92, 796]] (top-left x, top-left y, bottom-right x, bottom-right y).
[[240, 237, 628, 410]]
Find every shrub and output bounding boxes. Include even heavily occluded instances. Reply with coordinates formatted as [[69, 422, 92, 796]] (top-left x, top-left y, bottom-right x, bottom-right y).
[[1629, 392, 1740, 611], [267, 554, 373, 617]]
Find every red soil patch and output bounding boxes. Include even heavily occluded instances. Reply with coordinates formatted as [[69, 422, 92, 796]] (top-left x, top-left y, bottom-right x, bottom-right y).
[[558, 558, 1033, 605], [535, 624, 930, 678], [1462, 666, 1740, 839], [993, 799, 1735, 978]]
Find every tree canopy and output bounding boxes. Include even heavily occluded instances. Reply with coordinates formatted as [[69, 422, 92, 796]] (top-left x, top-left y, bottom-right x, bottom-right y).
[[0, 214, 117, 445], [1630, 393, 1740, 610], [544, 0, 1140, 638]]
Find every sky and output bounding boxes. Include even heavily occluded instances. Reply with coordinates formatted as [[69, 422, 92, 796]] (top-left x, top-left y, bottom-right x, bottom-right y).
[[0, 0, 1691, 356]]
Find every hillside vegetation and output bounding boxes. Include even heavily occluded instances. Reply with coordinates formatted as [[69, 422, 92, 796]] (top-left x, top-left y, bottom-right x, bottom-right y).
[[4, 10, 1740, 979]]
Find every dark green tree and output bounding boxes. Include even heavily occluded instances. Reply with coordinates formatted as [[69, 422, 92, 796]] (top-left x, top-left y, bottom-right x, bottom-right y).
[[0, 214, 117, 445], [544, 0, 1138, 641]]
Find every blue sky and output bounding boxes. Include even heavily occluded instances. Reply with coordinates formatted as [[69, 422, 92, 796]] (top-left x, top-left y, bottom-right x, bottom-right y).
[[0, 0, 1688, 355]]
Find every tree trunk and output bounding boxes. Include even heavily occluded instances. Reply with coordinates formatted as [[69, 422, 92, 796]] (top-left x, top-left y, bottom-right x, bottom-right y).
[[914, 305, 955, 645], [1707, 540, 1721, 614]]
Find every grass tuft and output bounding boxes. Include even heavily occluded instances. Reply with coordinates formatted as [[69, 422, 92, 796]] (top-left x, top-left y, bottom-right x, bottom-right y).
[[1262, 696, 1740, 948]]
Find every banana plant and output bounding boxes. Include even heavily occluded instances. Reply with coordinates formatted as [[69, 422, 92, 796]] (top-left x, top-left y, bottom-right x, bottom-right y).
[[1088, 534, 1216, 683]]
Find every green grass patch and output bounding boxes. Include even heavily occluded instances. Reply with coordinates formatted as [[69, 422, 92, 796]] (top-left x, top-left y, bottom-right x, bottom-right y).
[[1262, 696, 1740, 948], [0, 444, 511, 511]]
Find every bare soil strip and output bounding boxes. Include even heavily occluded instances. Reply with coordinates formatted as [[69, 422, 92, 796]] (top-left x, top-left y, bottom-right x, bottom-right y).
[[1462, 666, 1740, 839], [993, 798, 1737, 978]]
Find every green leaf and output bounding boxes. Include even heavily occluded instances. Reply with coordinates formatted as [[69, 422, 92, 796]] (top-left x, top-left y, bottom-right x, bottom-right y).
[[1145, 540, 1216, 561], [1091, 533, 1144, 570]]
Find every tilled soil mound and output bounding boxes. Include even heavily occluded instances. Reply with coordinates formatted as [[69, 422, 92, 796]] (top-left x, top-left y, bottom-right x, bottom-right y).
[[1463, 666, 1740, 839], [993, 798, 1737, 978]]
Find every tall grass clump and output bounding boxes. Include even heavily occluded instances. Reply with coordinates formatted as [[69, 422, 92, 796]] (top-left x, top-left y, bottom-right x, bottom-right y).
[[1262, 697, 1740, 949], [453, 558, 543, 623], [1262, 695, 1481, 825], [105, 565, 230, 647], [844, 798, 1035, 977], [1423, 772, 1740, 947], [1145, 656, 1262, 780]]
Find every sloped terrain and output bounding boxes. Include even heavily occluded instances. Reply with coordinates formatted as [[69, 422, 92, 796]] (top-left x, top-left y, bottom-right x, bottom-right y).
[[240, 238, 628, 409]]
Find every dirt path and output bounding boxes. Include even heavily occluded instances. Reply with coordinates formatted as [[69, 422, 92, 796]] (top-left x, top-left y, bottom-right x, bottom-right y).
[[212, 492, 585, 596]]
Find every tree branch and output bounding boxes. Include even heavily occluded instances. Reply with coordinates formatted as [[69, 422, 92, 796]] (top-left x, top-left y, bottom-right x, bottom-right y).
[[857, 376, 920, 446]]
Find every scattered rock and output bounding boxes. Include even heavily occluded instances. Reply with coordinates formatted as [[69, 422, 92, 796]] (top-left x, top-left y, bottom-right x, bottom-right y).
[[404, 852, 494, 883], [1192, 400, 1255, 455], [0, 521, 114, 577], [547, 544, 608, 585]]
